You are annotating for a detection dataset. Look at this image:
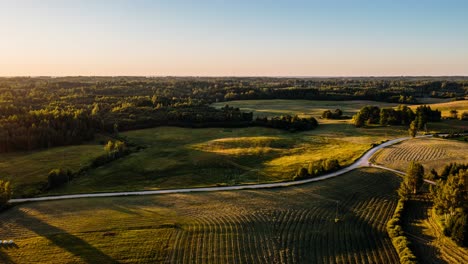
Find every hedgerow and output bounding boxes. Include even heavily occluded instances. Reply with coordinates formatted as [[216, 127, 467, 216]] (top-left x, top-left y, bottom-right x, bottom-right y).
[[386, 199, 418, 264]]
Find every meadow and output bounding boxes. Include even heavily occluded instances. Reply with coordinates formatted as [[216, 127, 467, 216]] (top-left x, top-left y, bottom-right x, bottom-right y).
[[50, 121, 408, 196], [0, 145, 105, 198], [0, 168, 401, 263], [409, 99, 468, 118], [369, 137, 468, 173]]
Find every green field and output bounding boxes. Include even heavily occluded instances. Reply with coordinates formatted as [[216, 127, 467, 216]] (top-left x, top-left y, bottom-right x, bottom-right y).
[[49, 124, 405, 195], [0, 168, 401, 263], [0, 145, 105, 198]]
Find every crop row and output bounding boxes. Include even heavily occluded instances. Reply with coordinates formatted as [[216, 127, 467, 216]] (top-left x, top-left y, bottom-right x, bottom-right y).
[[0, 168, 402, 263], [377, 144, 446, 163]]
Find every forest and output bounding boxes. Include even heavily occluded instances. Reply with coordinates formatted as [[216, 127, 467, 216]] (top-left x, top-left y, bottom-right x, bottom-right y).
[[0, 76, 466, 153]]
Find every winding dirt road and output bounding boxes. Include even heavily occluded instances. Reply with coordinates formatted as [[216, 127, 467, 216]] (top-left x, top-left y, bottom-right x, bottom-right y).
[[9, 135, 433, 204]]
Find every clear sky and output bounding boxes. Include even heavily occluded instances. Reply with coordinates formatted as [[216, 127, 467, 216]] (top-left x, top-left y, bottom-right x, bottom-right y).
[[0, 0, 467, 76]]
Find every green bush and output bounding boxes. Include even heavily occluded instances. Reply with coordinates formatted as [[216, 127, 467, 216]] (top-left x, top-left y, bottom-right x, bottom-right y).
[[47, 168, 71, 189]]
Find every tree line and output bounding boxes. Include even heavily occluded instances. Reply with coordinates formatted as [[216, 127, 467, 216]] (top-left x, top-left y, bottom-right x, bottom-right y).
[[293, 159, 341, 181], [431, 163, 468, 246]]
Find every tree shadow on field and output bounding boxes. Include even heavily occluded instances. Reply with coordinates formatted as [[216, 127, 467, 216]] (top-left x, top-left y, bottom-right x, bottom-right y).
[[0, 250, 14, 264], [184, 170, 403, 263], [402, 197, 448, 264], [14, 210, 116, 264]]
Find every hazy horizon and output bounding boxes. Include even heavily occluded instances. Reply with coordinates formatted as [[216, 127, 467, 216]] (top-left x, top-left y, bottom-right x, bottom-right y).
[[1, 0, 468, 76]]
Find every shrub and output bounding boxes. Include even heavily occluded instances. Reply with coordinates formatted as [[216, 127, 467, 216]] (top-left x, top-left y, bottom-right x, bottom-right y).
[[0, 180, 12, 207], [47, 168, 71, 189]]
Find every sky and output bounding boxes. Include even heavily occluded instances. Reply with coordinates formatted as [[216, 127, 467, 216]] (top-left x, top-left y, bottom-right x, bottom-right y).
[[0, 0, 467, 76]]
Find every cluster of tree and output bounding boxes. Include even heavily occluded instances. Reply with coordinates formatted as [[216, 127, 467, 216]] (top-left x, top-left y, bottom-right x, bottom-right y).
[[431, 163, 468, 246], [255, 115, 318, 132], [387, 95, 415, 103], [91, 140, 130, 167], [104, 140, 127, 158], [353, 105, 441, 128], [447, 109, 468, 120], [321, 109, 349, 119], [398, 161, 425, 197], [293, 159, 340, 180], [0, 180, 12, 208]]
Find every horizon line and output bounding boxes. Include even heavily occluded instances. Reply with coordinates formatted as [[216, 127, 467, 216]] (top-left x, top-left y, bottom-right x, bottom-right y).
[[1, 75, 468, 79]]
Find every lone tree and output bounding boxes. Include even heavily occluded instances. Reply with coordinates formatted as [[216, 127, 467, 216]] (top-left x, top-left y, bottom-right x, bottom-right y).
[[406, 161, 424, 194], [408, 120, 418, 138], [450, 109, 458, 119], [0, 180, 12, 207]]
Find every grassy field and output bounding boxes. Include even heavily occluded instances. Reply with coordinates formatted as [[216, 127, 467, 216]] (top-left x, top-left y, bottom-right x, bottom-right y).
[[0, 145, 105, 198], [409, 99, 468, 117], [369, 137, 468, 173], [49, 124, 407, 195], [212, 99, 400, 124], [0, 168, 401, 263]]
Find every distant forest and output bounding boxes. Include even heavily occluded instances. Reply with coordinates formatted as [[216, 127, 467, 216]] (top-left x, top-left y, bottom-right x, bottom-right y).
[[0, 76, 466, 153]]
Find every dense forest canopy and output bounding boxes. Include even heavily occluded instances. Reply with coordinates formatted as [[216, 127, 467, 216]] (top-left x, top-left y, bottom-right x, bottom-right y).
[[0, 77, 466, 153]]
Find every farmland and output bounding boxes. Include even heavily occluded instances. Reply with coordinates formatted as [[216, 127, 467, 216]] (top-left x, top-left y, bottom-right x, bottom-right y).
[[369, 137, 468, 173], [0, 168, 401, 263]]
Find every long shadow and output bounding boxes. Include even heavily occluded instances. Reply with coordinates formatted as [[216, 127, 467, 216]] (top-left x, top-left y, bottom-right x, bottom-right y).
[[14, 210, 116, 264], [0, 250, 14, 264], [402, 195, 448, 264], [180, 169, 402, 263]]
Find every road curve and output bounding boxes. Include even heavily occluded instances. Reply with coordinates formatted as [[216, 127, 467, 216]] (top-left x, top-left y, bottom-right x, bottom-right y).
[[9, 135, 432, 204]]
